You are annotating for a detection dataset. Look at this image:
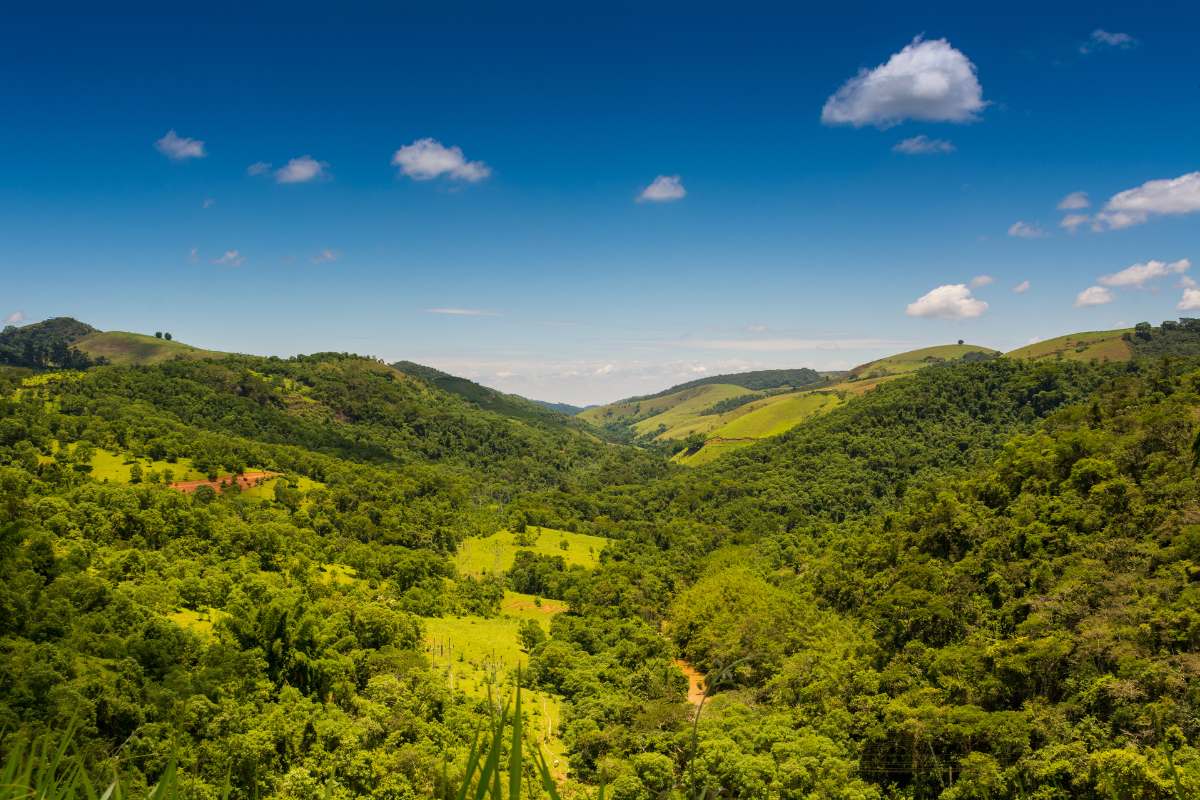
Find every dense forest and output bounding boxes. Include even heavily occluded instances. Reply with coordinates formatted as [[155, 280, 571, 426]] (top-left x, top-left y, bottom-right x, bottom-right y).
[[3, 320, 1200, 799]]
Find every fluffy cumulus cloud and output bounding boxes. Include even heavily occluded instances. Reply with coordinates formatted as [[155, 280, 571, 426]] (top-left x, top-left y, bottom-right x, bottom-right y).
[[4, 311, 25, 325], [637, 175, 686, 202], [1098, 258, 1190, 288], [821, 37, 985, 128], [392, 138, 491, 182], [1080, 29, 1138, 54], [1013, 280, 1031, 294], [905, 284, 988, 319], [1008, 221, 1047, 239], [212, 250, 244, 267], [1093, 172, 1200, 230], [155, 129, 206, 160], [1058, 191, 1090, 210], [893, 135, 955, 154], [969, 274, 993, 287], [1179, 288, 1200, 310], [1075, 286, 1114, 307], [274, 155, 328, 184]]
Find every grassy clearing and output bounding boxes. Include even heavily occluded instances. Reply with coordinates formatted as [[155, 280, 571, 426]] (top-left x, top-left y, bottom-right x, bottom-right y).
[[165, 607, 228, 639], [673, 438, 755, 466], [630, 384, 759, 438], [709, 390, 841, 439], [87, 448, 208, 483], [424, 607, 568, 776], [317, 563, 358, 586], [850, 343, 1000, 379], [455, 528, 609, 576], [240, 474, 323, 499], [74, 331, 224, 365], [1006, 329, 1133, 362]]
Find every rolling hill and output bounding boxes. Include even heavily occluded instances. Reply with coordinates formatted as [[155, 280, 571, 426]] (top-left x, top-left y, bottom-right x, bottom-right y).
[[74, 330, 225, 365], [1005, 328, 1133, 362]]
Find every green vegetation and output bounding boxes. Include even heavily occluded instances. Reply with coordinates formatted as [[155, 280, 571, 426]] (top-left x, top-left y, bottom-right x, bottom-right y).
[[6, 319, 1200, 799], [455, 528, 609, 577], [1007, 329, 1134, 362], [849, 342, 1000, 379], [73, 331, 225, 365]]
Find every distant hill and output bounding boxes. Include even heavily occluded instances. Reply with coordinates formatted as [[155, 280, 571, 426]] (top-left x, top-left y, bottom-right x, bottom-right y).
[[0, 317, 100, 368], [391, 360, 595, 431], [849, 343, 1000, 380], [75, 330, 225, 365], [1006, 329, 1133, 362], [533, 400, 586, 415]]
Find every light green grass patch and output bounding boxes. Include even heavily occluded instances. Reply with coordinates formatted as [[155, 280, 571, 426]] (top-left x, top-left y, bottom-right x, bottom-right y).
[[87, 448, 207, 483], [166, 607, 228, 639], [500, 591, 567, 631], [317, 563, 358, 586], [709, 390, 842, 439], [455, 527, 609, 577], [851, 343, 999, 379], [630, 384, 760, 438], [239, 474, 323, 499], [1006, 329, 1133, 363]]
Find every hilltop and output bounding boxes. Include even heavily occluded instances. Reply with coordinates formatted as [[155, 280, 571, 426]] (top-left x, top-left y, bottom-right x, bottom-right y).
[[0, 316, 227, 368]]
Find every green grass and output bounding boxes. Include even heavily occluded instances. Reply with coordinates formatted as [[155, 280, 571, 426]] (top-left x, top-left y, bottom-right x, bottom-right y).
[[630, 384, 760, 438], [1006, 329, 1133, 363], [74, 330, 225, 366], [87, 447, 208, 483], [708, 390, 842, 439], [673, 438, 755, 466], [850, 343, 1000, 379], [455, 528, 609, 576], [165, 607, 228, 639], [316, 563, 359, 586], [239, 474, 323, 499]]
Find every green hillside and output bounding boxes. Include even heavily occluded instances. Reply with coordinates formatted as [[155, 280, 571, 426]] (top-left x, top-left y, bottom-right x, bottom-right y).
[[7, 319, 1200, 800], [74, 330, 225, 365], [1006, 328, 1134, 362], [849, 342, 999, 379]]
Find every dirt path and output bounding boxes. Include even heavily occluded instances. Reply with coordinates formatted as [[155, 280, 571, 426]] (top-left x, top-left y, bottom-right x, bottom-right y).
[[674, 658, 706, 706], [169, 471, 276, 494]]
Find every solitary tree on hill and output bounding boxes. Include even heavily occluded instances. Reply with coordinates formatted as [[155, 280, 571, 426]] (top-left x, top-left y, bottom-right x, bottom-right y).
[[154, 331, 162, 339], [164, 332, 172, 340]]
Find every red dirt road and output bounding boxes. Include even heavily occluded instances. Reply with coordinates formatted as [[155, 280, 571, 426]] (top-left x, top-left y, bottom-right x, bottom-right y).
[[674, 658, 707, 706], [169, 471, 276, 494]]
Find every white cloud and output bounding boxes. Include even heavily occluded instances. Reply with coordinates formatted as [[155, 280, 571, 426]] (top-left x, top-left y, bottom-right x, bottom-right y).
[[275, 155, 328, 184], [1013, 280, 1031, 294], [425, 307, 499, 317], [1075, 286, 1114, 307], [392, 138, 491, 182], [969, 274, 993, 288], [1098, 258, 1190, 288], [1057, 191, 1090, 210], [638, 175, 687, 202], [1094, 172, 1200, 230], [312, 249, 339, 264], [1060, 214, 1090, 233], [202, 198, 216, 209], [155, 129, 206, 160], [1008, 221, 1047, 238], [1080, 29, 1138, 54], [593, 364, 616, 376], [905, 284, 988, 319], [188, 247, 199, 263], [893, 135, 956, 154], [212, 250, 244, 266], [247, 161, 272, 176], [821, 37, 985, 128], [1179, 288, 1200, 310], [4, 311, 25, 325]]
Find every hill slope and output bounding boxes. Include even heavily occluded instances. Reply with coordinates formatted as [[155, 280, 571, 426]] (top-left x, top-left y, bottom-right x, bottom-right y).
[[74, 330, 225, 365], [1006, 329, 1133, 362]]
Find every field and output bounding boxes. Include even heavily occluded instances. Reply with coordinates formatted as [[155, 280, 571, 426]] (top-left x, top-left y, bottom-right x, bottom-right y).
[[88, 447, 208, 482], [708, 390, 841, 439], [850, 343, 999, 379], [166, 607, 228, 639], [424, 591, 569, 775], [74, 331, 225, 365], [1006, 329, 1133, 362], [455, 527, 610, 576], [630, 384, 759, 438]]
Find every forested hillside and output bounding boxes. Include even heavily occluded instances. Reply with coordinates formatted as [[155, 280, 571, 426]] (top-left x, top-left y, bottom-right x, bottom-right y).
[[3, 321, 1200, 799]]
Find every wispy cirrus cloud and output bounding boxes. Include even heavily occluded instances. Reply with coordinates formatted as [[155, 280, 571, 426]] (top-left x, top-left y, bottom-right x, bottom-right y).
[[312, 249, 339, 264], [425, 307, 499, 317], [1013, 280, 1031, 294], [247, 161, 271, 176], [893, 135, 955, 155], [392, 138, 491, 182], [1008, 220, 1047, 239], [155, 129, 206, 160], [1080, 29, 1138, 54], [212, 250, 244, 266], [637, 175, 687, 202], [821, 37, 985, 128]]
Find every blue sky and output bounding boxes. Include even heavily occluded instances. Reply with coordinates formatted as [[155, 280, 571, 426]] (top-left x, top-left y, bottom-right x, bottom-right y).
[[3, 2, 1199, 404]]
